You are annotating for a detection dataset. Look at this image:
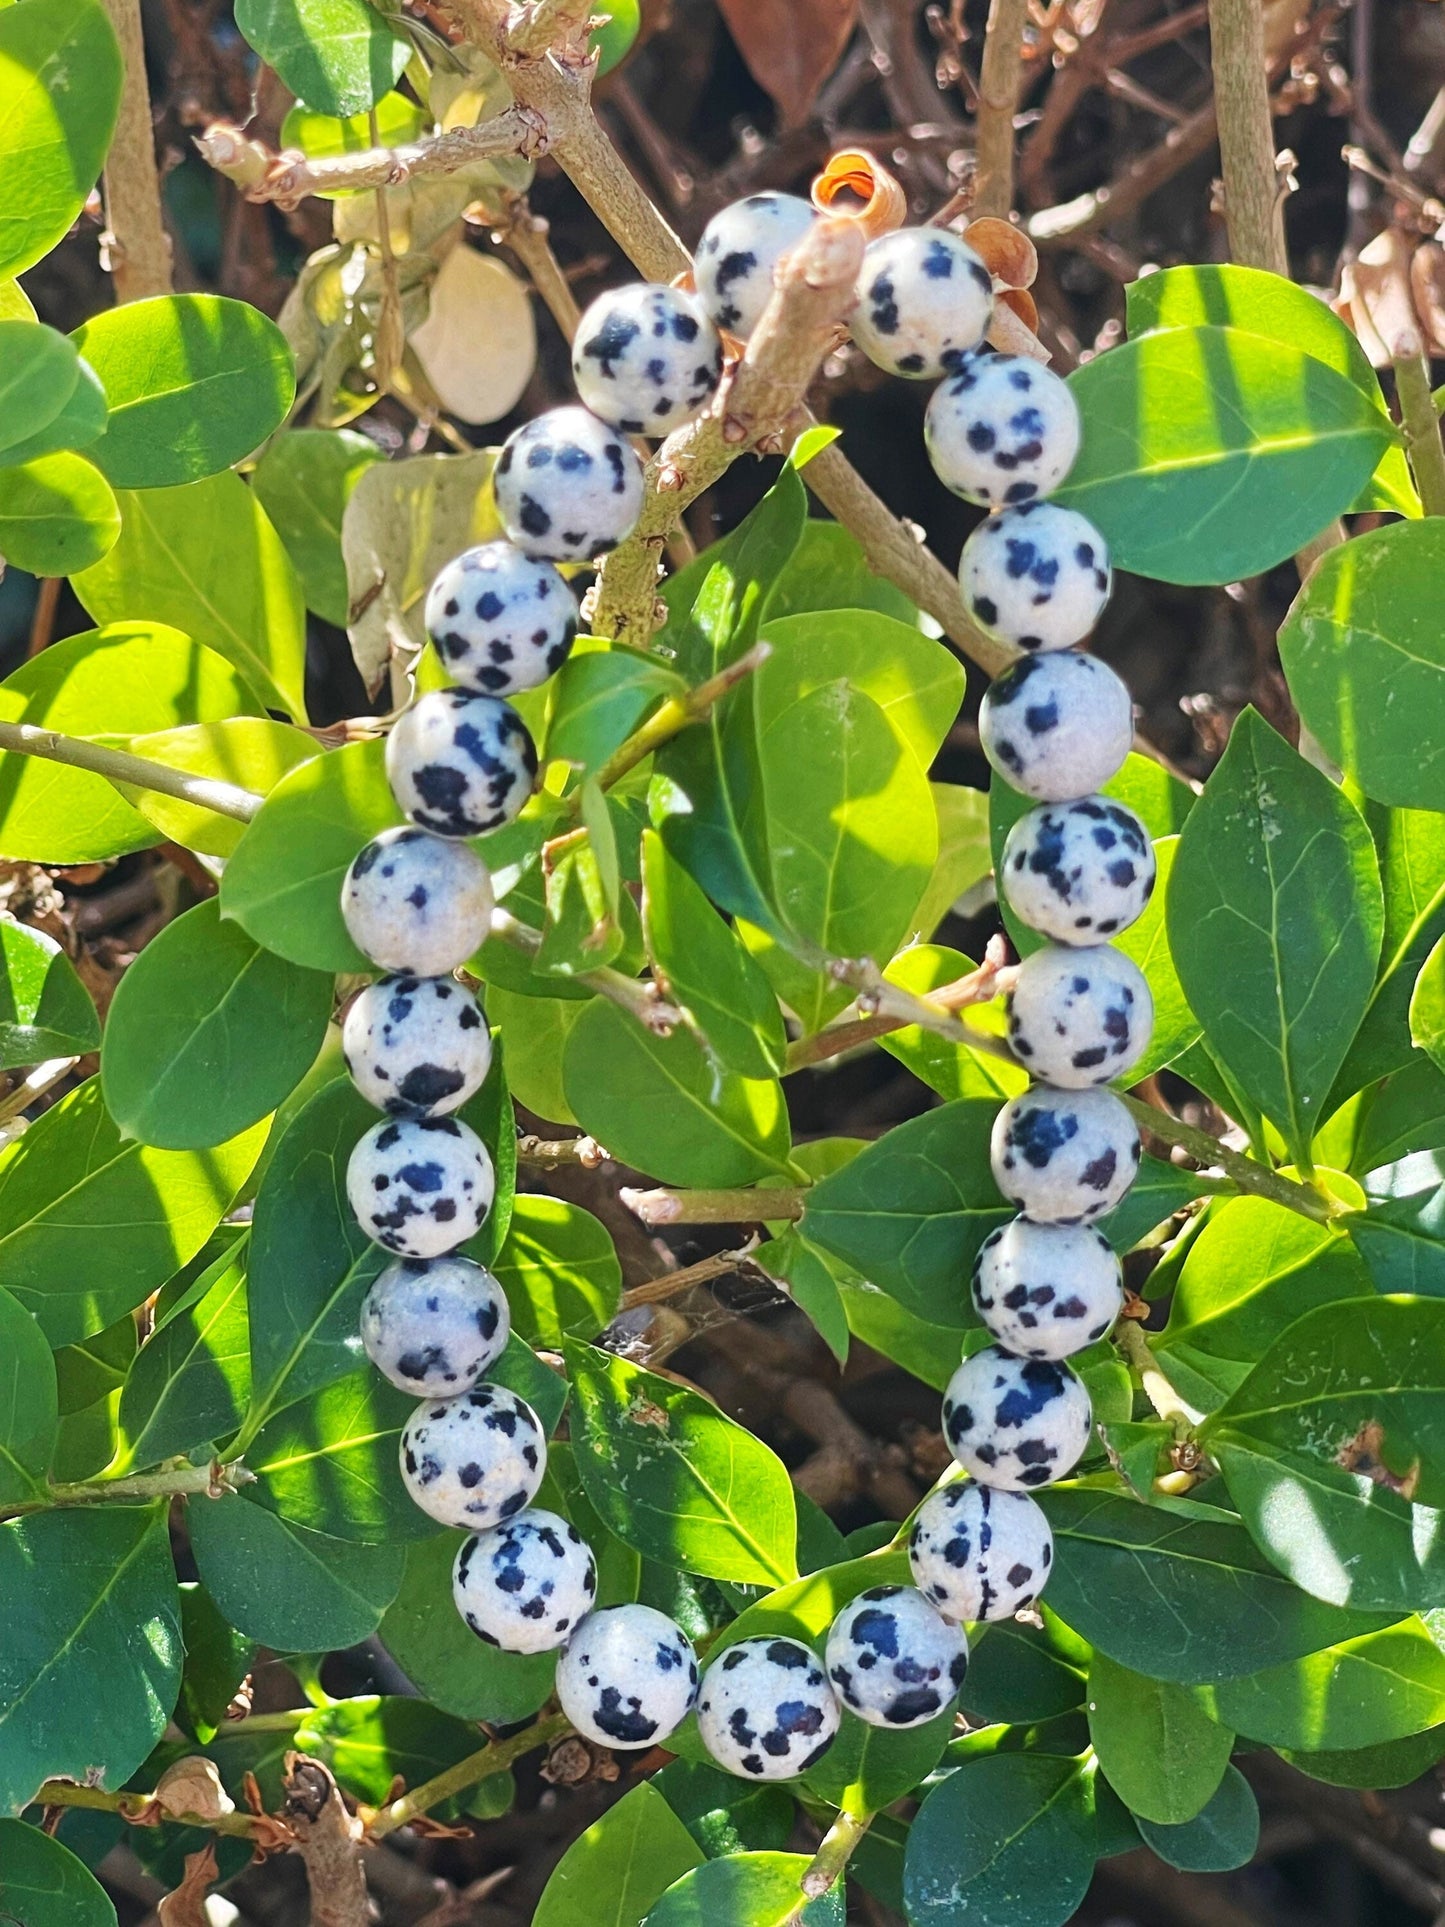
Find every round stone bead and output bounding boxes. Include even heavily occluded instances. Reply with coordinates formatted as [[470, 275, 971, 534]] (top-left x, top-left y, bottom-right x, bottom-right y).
[[696, 1636, 841, 1781], [494, 406, 645, 563], [971, 1218, 1123, 1360], [1000, 795, 1156, 943], [452, 1508, 598, 1654], [908, 1481, 1055, 1622], [346, 1114, 495, 1257], [341, 827, 494, 977], [571, 284, 723, 435], [360, 1253, 510, 1396], [694, 191, 817, 339], [979, 653, 1133, 803], [943, 1345, 1093, 1491], [1007, 943, 1153, 1090], [555, 1604, 699, 1749], [959, 502, 1112, 652], [343, 972, 492, 1118], [850, 228, 993, 379], [423, 541, 578, 696], [925, 355, 1080, 507], [399, 1383, 546, 1530], [824, 1585, 968, 1728], [386, 689, 537, 839], [989, 1085, 1141, 1225]]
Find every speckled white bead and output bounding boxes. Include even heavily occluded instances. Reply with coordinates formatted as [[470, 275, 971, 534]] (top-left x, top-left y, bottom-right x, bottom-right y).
[[971, 1218, 1123, 1359], [979, 653, 1133, 803], [361, 1253, 510, 1395], [346, 1114, 495, 1257], [452, 1508, 598, 1654], [960, 503, 1111, 652], [824, 1585, 968, 1728], [850, 228, 994, 379], [572, 284, 722, 435], [423, 541, 578, 696], [1001, 795, 1156, 943], [909, 1482, 1055, 1622], [990, 1085, 1141, 1225], [555, 1604, 699, 1749], [926, 355, 1080, 506], [343, 973, 492, 1118], [943, 1345, 1093, 1491], [494, 406, 645, 563], [697, 1636, 841, 1781], [1007, 944, 1153, 1090], [341, 827, 494, 976], [386, 690, 537, 840], [694, 192, 817, 339], [399, 1383, 546, 1531]]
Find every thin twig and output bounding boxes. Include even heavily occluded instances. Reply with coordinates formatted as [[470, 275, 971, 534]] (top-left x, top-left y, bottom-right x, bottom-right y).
[[494, 191, 583, 337], [1, 1458, 253, 1521], [621, 1184, 807, 1227], [1113, 1317, 1201, 1442], [973, 0, 1031, 220], [1208, 0, 1288, 273], [801, 1808, 874, 1900], [0, 1056, 78, 1123], [1118, 1094, 1341, 1224], [620, 1243, 760, 1308], [99, 0, 173, 299], [1394, 339, 1445, 514], [487, 907, 683, 1030], [783, 950, 1010, 1071], [0, 722, 263, 822], [34, 1778, 261, 1840], [516, 1132, 609, 1166], [586, 642, 773, 792], [367, 1714, 571, 1838]]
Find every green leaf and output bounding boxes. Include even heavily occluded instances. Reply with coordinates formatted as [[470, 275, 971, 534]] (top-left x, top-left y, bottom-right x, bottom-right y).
[[0, 1285, 55, 1504], [1331, 804, 1445, 1104], [246, 1368, 437, 1542], [1350, 1150, 1445, 1296], [709, 1548, 910, 1656], [911, 781, 993, 942], [493, 1194, 621, 1350], [1113, 836, 1200, 1078], [1412, 934, 1445, 1071], [652, 1759, 793, 1859], [544, 644, 687, 773], [1086, 1651, 1233, 1824], [538, 832, 623, 978], [754, 609, 964, 769], [73, 473, 309, 722], [0, 1079, 264, 1347], [1201, 1618, 1445, 1749], [115, 1239, 251, 1473], [252, 427, 381, 626], [0, 358, 107, 471], [234, 0, 409, 117], [0, 1819, 115, 1927], [1351, 1056, 1445, 1174], [1051, 325, 1393, 584], [73, 296, 296, 490], [280, 91, 423, 193], [377, 1530, 556, 1720], [537, 1782, 705, 1927], [0, 452, 118, 573], [113, 717, 320, 860], [1282, 1723, 1445, 1788], [833, 1272, 962, 1390], [662, 464, 807, 681], [761, 519, 917, 623], [296, 1694, 484, 1805], [0, 320, 82, 459], [0, 0, 121, 279], [565, 1340, 798, 1587], [1167, 708, 1383, 1158], [1134, 1764, 1258, 1871], [486, 986, 579, 1125], [755, 1230, 849, 1366], [645, 1851, 842, 1927], [187, 1493, 404, 1649], [562, 995, 793, 1187], [1040, 1488, 1392, 1684], [0, 1505, 180, 1814], [175, 1581, 254, 1743], [877, 946, 1028, 1104], [804, 1704, 954, 1816], [904, 1752, 1097, 1927], [0, 922, 97, 1066], [102, 900, 332, 1149], [960, 1610, 1089, 1724]]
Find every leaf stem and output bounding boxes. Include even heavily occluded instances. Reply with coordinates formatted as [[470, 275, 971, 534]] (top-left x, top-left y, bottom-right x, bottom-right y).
[[801, 1807, 873, 1900], [620, 1184, 807, 1228], [1112, 1317, 1200, 1442], [366, 1712, 570, 1838], [487, 907, 682, 1031], [1394, 342, 1445, 515], [0, 721, 262, 823], [1117, 1095, 1341, 1224], [583, 642, 773, 797], [1, 1459, 253, 1521], [31, 1778, 261, 1838]]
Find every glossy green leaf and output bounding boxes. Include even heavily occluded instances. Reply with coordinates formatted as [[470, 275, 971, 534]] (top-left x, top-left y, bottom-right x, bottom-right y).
[[246, 1368, 436, 1542], [1350, 1057, 1445, 1174], [0, 321, 81, 458], [175, 1580, 254, 1743], [1168, 709, 1383, 1159], [911, 781, 992, 941], [485, 985, 579, 1125], [0, 922, 97, 1066], [833, 1271, 961, 1390], [0, 453, 118, 574], [115, 1240, 250, 1473], [0, 1079, 264, 1346], [1201, 1619, 1445, 1750], [754, 609, 964, 768], [755, 1230, 849, 1366], [0, 1505, 180, 1814], [0, 1285, 55, 1505], [1135, 1764, 1258, 1871], [661, 463, 807, 681], [1350, 1150, 1445, 1297], [960, 1610, 1089, 1724], [645, 1851, 842, 1927], [1282, 1723, 1445, 1789], [493, 1194, 620, 1349], [73, 296, 296, 489], [1051, 325, 1393, 583], [234, 0, 409, 117], [878, 945, 1028, 1104], [904, 1752, 1096, 1927], [296, 1694, 484, 1805], [377, 1530, 556, 1720], [73, 473, 309, 721], [1113, 836, 1200, 1077], [538, 1782, 705, 1927], [544, 644, 686, 773], [113, 717, 319, 859], [0, 1819, 115, 1927], [1412, 934, 1445, 1071], [1086, 1651, 1233, 1824], [804, 1703, 954, 1816], [761, 518, 916, 623], [187, 1493, 404, 1649], [1332, 805, 1445, 1104], [0, 0, 122, 279], [651, 1759, 793, 1860], [710, 1549, 910, 1656], [565, 1340, 798, 1587], [0, 359, 107, 471], [538, 824, 622, 978], [252, 427, 381, 625]]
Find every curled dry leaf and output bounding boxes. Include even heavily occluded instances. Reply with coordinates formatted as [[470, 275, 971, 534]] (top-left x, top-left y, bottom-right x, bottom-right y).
[[962, 216, 1038, 290], [411, 244, 537, 424], [812, 148, 907, 237], [718, 0, 858, 127], [153, 1757, 236, 1823], [1337, 226, 1421, 364], [157, 1844, 220, 1927]]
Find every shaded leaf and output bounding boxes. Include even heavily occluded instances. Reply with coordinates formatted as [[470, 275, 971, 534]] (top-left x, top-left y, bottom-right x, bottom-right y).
[[537, 1782, 704, 1927], [0, 0, 122, 279], [187, 1494, 404, 1650], [0, 922, 98, 1066]]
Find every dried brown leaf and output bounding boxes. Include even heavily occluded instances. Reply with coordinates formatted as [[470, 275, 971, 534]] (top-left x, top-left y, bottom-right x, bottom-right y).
[[717, 0, 858, 126], [157, 1844, 219, 1927], [812, 148, 906, 236]]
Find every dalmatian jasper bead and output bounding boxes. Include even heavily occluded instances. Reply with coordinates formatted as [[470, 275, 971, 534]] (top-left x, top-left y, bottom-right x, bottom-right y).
[[1001, 795, 1156, 944], [347, 1114, 495, 1257], [1007, 944, 1153, 1090], [850, 228, 993, 380], [908, 1481, 1054, 1622], [960, 502, 1112, 652], [342, 827, 494, 977], [971, 1218, 1123, 1360], [423, 541, 578, 696], [386, 689, 538, 839], [990, 1085, 1141, 1225], [696, 1636, 841, 1781], [452, 1508, 597, 1654], [343, 973, 492, 1118], [399, 1382, 546, 1530], [360, 1253, 510, 1395], [925, 354, 1080, 506], [824, 1585, 968, 1728], [979, 652, 1133, 803], [555, 1604, 700, 1749], [572, 284, 723, 435], [494, 406, 645, 563], [943, 1345, 1093, 1490], [694, 191, 817, 339]]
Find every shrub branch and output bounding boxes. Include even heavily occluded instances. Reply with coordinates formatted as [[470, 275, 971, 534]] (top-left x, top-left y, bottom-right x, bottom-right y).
[[0, 721, 263, 823]]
